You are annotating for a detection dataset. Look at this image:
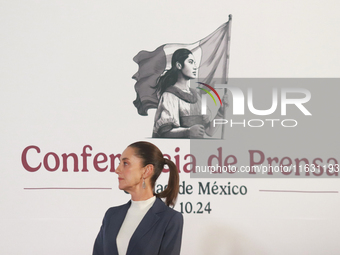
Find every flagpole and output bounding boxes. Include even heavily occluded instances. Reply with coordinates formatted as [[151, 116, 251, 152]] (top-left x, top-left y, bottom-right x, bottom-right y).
[[221, 14, 232, 139]]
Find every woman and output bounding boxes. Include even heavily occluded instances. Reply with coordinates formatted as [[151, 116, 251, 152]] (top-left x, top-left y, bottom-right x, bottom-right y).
[[152, 48, 227, 138], [93, 141, 183, 255]]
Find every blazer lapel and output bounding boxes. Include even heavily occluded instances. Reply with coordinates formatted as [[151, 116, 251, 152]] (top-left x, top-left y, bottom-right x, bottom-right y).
[[106, 201, 131, 255], [126, 198, 165, 255]]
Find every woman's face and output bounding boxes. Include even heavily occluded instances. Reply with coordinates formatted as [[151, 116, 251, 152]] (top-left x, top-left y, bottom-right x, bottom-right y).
[[181, 54, 197, 79], [115, 146, 145, 193]]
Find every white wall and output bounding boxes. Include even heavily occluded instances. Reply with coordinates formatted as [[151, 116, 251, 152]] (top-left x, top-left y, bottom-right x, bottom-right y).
[[1, 0, 340, 254]]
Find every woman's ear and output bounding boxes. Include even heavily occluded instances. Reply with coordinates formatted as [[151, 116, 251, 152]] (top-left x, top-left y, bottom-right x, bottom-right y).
[[143, 164, 154, 179], [176, 61, 182, 70]]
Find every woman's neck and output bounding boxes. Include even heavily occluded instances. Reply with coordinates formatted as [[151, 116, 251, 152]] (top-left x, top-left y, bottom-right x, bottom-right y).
[[174, 74, 190, 91], [129, 189, 154, 201]]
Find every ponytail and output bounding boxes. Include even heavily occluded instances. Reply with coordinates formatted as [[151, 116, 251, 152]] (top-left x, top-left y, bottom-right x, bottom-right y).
[[156, 158, 179, 207], [155, 68, 178, 96]]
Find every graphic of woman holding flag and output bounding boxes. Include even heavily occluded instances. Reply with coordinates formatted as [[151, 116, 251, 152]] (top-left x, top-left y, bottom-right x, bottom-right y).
[[132, 16, 232, 139], [152, 48, 228, 138]]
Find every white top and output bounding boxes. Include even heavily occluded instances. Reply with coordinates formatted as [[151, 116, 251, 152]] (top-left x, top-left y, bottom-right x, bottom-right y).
[[116, 196, 156, 255]]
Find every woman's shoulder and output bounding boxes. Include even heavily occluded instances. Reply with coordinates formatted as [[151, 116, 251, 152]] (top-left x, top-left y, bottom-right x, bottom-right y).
[[164, 206, 183, 223], [162, 86, 198, 104], [103, 201, 131, 219], [160, 90, 181, 101], [153, 197, 183, 219], [155, 199, 184, 230]]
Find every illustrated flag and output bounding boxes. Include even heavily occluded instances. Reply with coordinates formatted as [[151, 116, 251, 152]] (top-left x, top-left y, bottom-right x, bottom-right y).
[[132, 16, 232, 116]]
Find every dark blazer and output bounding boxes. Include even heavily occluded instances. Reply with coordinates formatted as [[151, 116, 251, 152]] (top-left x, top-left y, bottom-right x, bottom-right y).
[[93, 197, 183, 255]]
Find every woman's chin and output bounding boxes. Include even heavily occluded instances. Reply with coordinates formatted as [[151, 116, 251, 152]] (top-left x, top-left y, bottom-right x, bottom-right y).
[[118, 185, 131, 194]]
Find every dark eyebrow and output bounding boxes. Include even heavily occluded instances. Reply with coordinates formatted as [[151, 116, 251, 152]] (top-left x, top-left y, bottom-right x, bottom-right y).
[[120, 157, 129, 161]]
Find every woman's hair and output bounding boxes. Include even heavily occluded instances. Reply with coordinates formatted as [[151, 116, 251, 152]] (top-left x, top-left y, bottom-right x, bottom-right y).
[[154, 48, 193, 96], [128, 141, 179, 207]]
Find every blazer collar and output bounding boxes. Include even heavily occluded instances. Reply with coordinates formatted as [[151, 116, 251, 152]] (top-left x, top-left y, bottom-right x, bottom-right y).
[[126, 197, 167, 255], [106, 201, 131, 255]]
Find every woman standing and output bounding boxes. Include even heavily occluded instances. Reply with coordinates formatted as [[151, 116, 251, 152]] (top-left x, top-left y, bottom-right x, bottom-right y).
[[153, 48, 227, 138], [93, 141, 183, 255]]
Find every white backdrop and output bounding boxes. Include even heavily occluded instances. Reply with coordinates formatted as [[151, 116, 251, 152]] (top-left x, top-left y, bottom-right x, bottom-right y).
[[1, 0, 340, 254]]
